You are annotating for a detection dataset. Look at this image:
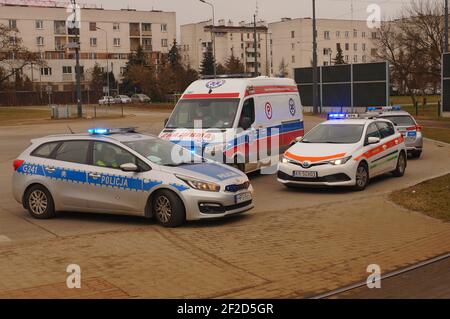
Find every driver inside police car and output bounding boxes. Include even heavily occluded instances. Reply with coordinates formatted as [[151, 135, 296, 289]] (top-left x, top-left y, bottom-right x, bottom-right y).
[[95, 144, 119, 168]]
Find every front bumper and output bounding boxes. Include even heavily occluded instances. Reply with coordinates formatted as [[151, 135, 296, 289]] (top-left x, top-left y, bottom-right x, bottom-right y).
[[277, 160, 357, 187], [183, 185, 254, 220]]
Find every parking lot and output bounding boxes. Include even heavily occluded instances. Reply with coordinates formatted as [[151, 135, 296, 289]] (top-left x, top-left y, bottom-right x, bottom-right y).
[[0, 108, 449, 298]]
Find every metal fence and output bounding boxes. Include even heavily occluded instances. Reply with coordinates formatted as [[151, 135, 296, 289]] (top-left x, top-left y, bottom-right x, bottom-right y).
[[0, 90, 103, 107]]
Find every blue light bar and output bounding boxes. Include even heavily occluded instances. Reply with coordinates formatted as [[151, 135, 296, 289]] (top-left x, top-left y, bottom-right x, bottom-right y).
[[88, 128, 110, 135], [327, 113, 347, 120], [368, 106, 402, 112]]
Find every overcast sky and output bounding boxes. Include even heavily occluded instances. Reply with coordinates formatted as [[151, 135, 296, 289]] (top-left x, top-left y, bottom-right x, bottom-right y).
[[86, 0, 414, 29]]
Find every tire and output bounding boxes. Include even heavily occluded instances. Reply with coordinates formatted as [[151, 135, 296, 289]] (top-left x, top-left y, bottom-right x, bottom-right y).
[[24, 185, 56, 219], [411, 150, 422, 159], [353, 162, 369, 191], [152, 190, 186, 227], [392, 152, 407, 177]]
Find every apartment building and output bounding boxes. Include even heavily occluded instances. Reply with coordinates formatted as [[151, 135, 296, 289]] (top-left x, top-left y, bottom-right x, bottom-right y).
[[180, 19, 270, 76], [0, 3, 176, 91], [269, 18, 380, 78]]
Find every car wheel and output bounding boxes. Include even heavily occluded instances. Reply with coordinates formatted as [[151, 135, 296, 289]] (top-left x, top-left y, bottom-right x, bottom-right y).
[[353, 162, 369, 191], [392, 152, 407, 177], [153, 190, 186, 227], [25, 185, 56, 219]]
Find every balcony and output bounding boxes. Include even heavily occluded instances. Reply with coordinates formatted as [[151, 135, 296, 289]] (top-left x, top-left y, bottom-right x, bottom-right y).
[[130, 23, 140, 37], [62, 74, 73, 81], [143, 45, 153, 52]]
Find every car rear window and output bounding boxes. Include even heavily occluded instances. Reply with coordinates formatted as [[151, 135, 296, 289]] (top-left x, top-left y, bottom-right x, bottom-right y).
[[54, 141, 90, 164], [31, 142, 60, 158], [380, 115, 415, 126]]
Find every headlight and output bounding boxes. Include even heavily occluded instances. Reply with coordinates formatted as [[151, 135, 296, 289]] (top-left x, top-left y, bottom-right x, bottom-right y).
[[281, 156, 290, 164], [176, 175, 220, 192], [328, 156, 352, 165]]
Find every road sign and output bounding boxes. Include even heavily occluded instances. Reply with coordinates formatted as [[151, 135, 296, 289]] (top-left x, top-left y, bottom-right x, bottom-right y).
[[103, 86, 109, 94], [45, 85, 52, 94]]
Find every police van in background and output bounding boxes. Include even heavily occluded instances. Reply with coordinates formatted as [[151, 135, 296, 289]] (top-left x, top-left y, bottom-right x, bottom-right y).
[[160, 76, 304, 173]]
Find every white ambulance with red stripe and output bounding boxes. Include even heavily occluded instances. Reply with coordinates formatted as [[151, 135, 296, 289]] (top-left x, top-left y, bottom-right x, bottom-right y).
[[278, 114, 407, 191], [160, 76, 304, 173]]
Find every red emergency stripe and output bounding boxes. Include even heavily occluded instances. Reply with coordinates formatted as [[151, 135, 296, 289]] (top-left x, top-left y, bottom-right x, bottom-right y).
[[354, 135, 404, 161], [182, 93, 240, 99], [245, 85, 298, 96], [284, 152, 347, 163]]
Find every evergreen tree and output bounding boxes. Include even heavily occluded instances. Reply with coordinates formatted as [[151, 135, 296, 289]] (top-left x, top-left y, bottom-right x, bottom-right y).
[[278, 58, 289, 78], [333, 46, 346, 65], [168, 40, 181, 68], [224, 53, 245, 74], [89, 63, 104, 99], [200, 51, 216, 76]]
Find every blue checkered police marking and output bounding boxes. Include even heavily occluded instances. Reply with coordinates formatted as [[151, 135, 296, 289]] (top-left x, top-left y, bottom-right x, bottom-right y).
[[17, 163, 185, 192]]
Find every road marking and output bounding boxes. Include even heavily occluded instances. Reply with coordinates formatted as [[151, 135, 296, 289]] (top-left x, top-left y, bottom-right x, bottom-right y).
[[0, 235, 12, 243]]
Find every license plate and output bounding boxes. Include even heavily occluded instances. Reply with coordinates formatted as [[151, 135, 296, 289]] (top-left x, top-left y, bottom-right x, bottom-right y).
[[235, 192, 252, 204], [407, 131, 417, 137], [293, 171, 318, 178]]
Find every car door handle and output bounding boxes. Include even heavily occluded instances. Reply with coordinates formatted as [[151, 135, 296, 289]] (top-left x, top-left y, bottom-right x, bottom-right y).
[[89, 173, 101, 179], [45, 167, 56, 173]]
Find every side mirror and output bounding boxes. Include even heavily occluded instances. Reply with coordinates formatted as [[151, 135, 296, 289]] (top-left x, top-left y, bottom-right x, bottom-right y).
[[120, 163, 138, 172], [367, 137, 381, 145], [239, 117, 252, 131], [164, 118, 169, 127]]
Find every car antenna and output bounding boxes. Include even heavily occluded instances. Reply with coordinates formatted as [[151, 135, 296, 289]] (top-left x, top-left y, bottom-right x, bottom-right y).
[[67, 125, 75, 134]]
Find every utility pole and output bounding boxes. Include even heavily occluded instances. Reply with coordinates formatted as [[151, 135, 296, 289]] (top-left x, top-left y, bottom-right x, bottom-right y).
[[72, 0, 82, 118], [254, 14, 258, 77], [312, 0, 319, 114], [445, 0, 449, 53], [199, 0, 216, 76]]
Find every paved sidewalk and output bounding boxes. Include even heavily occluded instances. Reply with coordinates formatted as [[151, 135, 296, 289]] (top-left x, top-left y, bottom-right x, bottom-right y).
[[0, 195, 448, 298]]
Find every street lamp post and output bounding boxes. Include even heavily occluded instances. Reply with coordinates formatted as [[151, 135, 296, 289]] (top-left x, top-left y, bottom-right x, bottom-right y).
[[96, 27, 110, 103], [445, 0, 449, 53], [71, 0, 82, 118], [199, 0, 216, 77], [312, 0, 319, 114]]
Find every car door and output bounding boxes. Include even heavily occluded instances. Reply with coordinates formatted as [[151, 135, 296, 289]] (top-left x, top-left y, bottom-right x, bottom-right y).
[[47, 140, 92, 211], [375, 121, 399, 173], [363, 123, 385, 177], [85, 141, 149, 215], [237, 98, 257, 163]]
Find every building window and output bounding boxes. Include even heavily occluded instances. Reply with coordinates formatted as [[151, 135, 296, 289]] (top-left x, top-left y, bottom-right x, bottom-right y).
[[120, 67, 126, 75], [143, 38, 152, 48], [345, 55, 349, 62], [62, 66, 72, 74], [40, 67, 52, 76], [345, 43, 349, 51], [291, 43, 295, 50], [90, 38, 97, 47], [35, 20, 43, 30], [9, 20, 17, 29], [54, 21, 66, 35], [90, 22, 97, 31], [113, 38, 121, 46], [291, 55, 295, 63], [354, 43, 358, 51], [291, 31, 295, 38], [161, 24, 167, 32], [345, 31, 349, 38], [362, 55, 367, 62], [354, 55, 358, 62], [371, 32, 378, 39], [362, 43, 366, 51], [336, 31, 340, 38], [88, 53, 97, 59], [142, 23, 152, 32], [161, 39, 168, 47], [324, 31, 330, 39], [362, 32, 366, 38], [113, 23, 120, 31], [353, 30, 358, 38], [36, 36, 44, 46]]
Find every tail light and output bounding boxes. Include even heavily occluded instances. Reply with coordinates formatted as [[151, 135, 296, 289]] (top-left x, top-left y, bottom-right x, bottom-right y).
[[13, 159, 24, 171], [415, 125, 422, 132], [406, 125, 421, 132]]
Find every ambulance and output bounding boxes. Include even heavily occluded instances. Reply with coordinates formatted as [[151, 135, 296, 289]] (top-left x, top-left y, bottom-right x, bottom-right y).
[[160, 76, 304, 173]]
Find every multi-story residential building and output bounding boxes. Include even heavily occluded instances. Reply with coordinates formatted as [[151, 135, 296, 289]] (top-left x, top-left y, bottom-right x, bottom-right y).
[[180, 19, 270, 76], [0, 2, 176, 92], [269, 17, 380, 78]]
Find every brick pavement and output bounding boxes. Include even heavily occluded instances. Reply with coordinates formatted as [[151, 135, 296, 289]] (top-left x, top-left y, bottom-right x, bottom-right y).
[[0, 195, 449, 298]]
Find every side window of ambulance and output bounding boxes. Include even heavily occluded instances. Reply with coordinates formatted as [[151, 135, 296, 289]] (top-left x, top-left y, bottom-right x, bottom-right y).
[[54, 141, 90, 164], [31, 142, 60, 158], [239, 98, 255, 130], [365, 123, 381, 143], [377, 121, 395, 139]]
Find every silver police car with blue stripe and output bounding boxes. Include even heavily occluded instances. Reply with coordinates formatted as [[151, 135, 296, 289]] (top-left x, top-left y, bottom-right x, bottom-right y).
[[12, 128, 254, 227]]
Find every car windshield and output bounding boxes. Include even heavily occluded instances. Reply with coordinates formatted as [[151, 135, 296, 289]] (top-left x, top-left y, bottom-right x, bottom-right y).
[[124, 138, 203, 167], [379, 115, 415, 127], [302, 124, 364, 144], [166, 99, 240, 129]]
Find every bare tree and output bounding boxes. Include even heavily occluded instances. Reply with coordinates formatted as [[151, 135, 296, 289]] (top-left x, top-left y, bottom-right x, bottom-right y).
[[0, 24, 43, 87], [376, 0, 445, 104], [278, 58, 289, 78]]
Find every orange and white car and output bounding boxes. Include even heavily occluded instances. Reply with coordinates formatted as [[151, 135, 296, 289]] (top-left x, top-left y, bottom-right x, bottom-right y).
[[277, 114, 407, 191]]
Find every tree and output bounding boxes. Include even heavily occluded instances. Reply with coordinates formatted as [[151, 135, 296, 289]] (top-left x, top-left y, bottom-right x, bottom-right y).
[[89, 63, 104, 98], [333, 46, 346, 65], [200, 51, 216, 76], [376, 0, 445, 104], [216, 63, 227, 75], [0, 24, 43, 86], [224, 53, 245, 74], [168, 39, 181, 68], [278, 58, 289, 78]]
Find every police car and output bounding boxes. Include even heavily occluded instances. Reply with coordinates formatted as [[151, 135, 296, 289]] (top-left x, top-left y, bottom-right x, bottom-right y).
[[277, 114, 407, 190], [12, 128, 254, 227], [368, 106, 423, 158]]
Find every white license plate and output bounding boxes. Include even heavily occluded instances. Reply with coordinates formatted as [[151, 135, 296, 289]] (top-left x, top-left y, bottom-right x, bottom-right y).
[[235, 192, 252, 204], [293, 171, 318, 178]]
